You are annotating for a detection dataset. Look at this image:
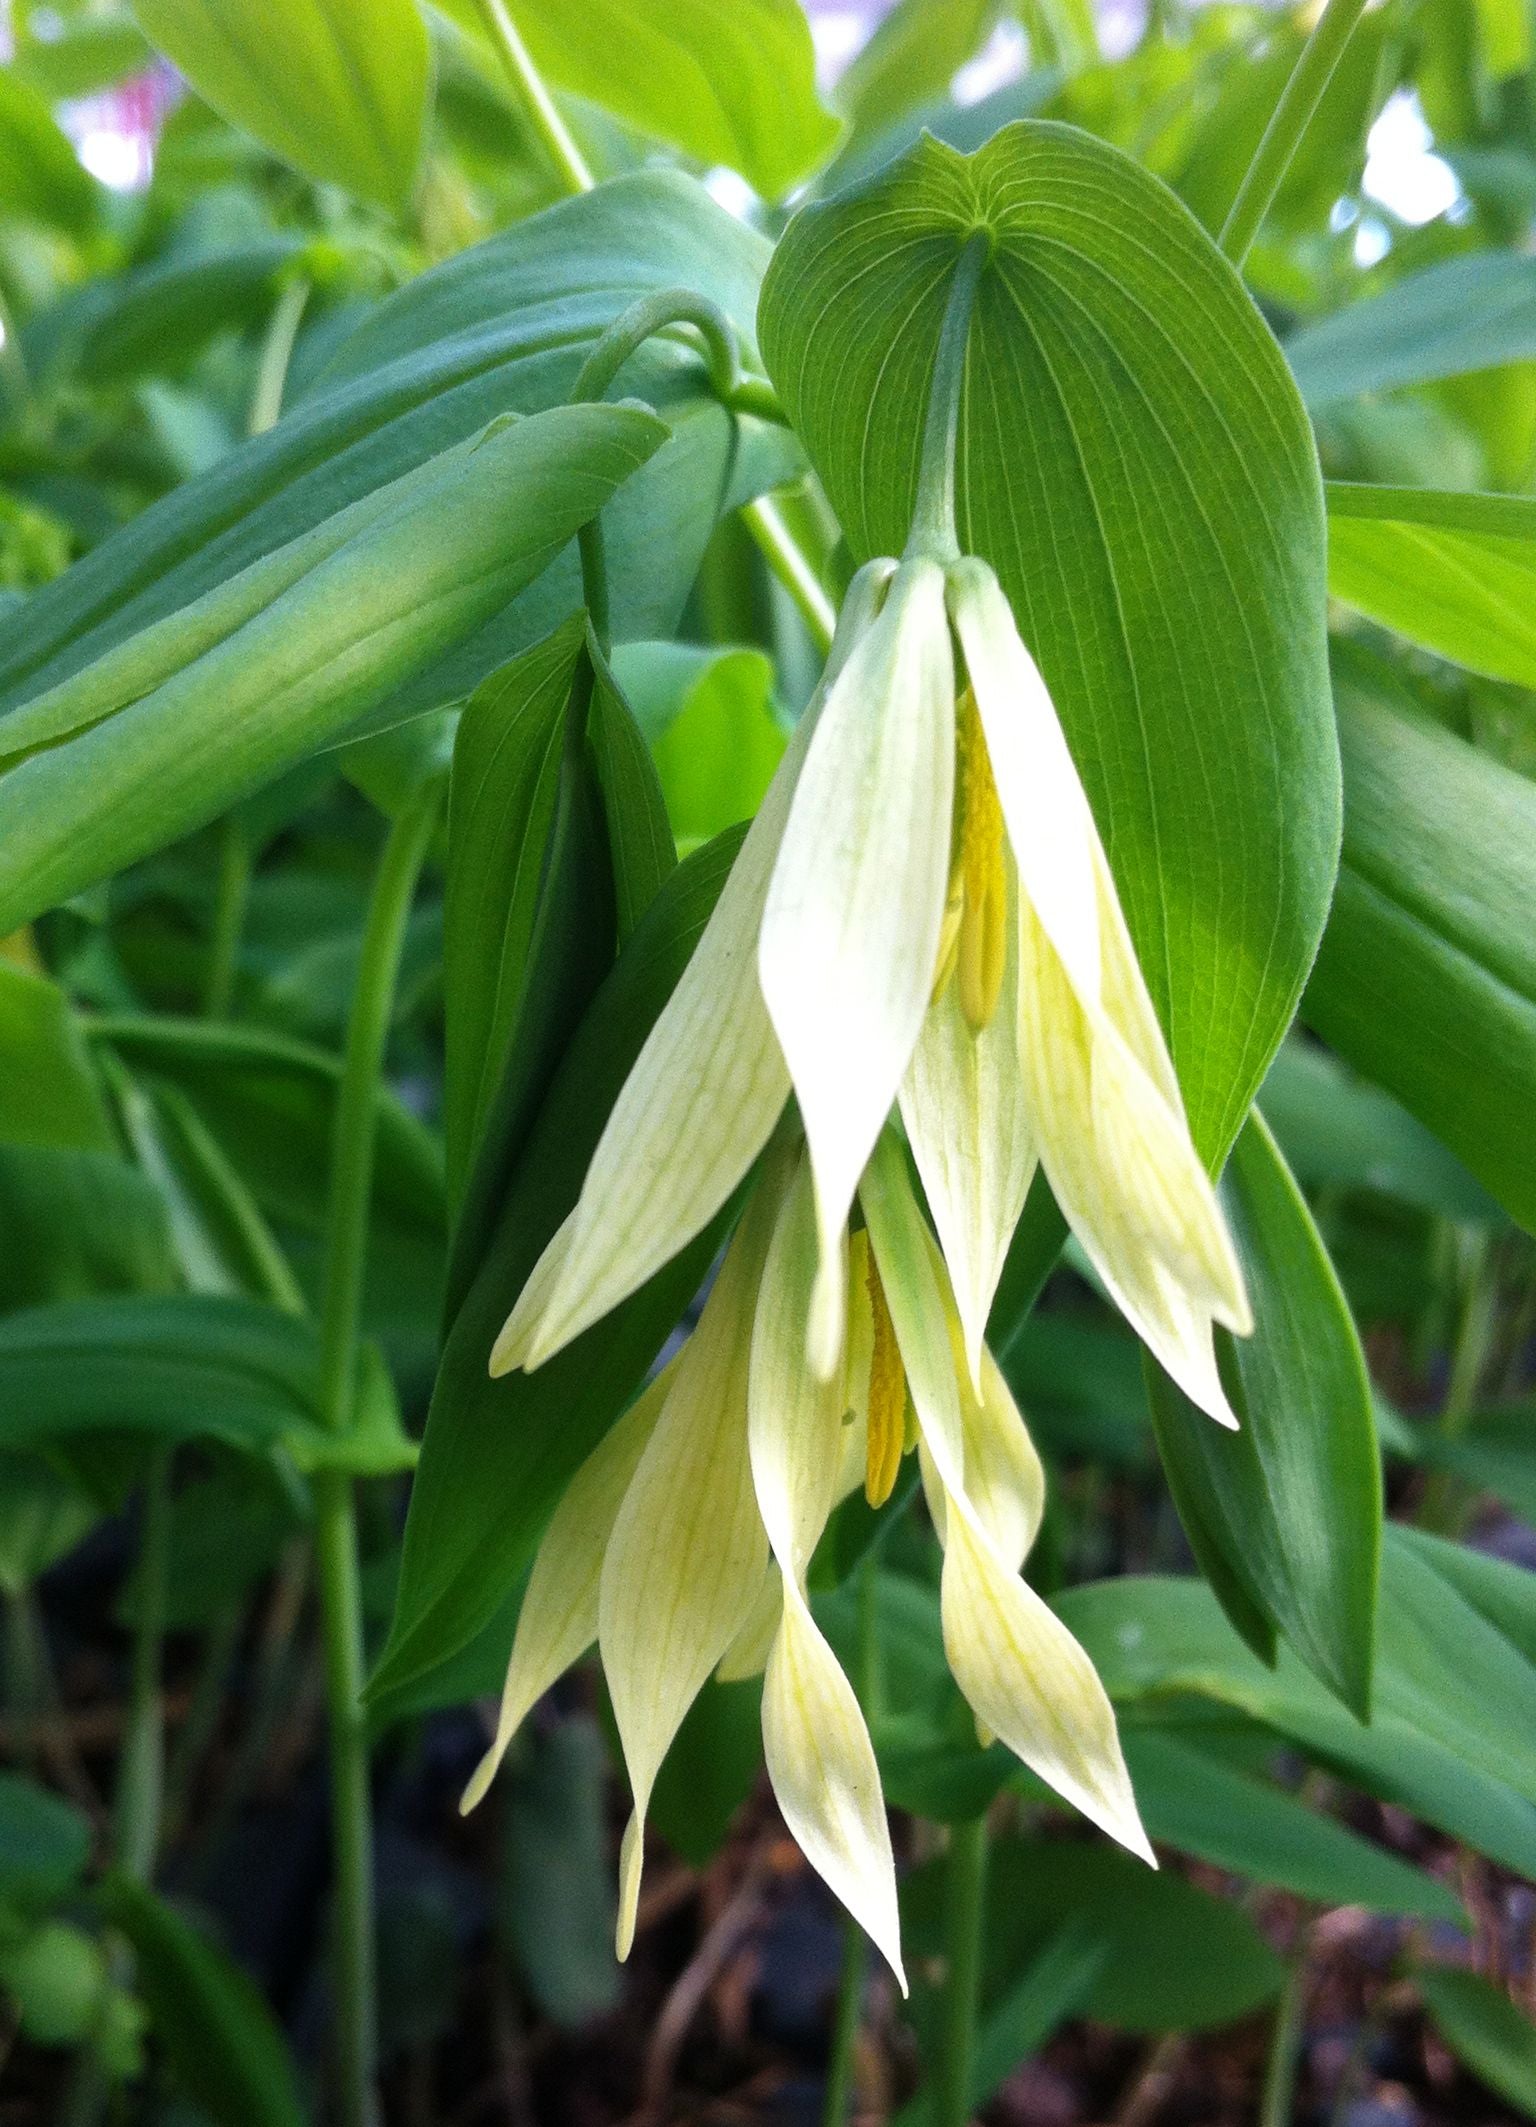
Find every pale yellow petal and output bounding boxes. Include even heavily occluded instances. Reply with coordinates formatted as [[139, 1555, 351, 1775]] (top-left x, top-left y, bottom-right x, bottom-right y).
[[940, 1510, 1153, 1863], [748, 1154, 845, 1576], [861, 1132, 1149, 1864], [902, 863, 1035, 1390], [946, 558, 1101, 1007], [715, 1563, 782, 1682], [598, 1200, 773, 1946], [509, 564, 895, 1372], [489, 1204, 574, 1376], [763, 1590, 906, 1989], [760, 558, 956, 1378], [460, 1361, 672, 1810]]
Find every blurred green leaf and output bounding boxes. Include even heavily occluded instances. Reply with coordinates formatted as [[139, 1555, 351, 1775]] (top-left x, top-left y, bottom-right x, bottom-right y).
[[0, 1774, 91, 1915], [1420, 1968, 1536, 2119], [500, 1716, 620, 2026], [1328, 484, 1536, 688], [760, 120, 1336, 1165], [133, 0, 430, 211], [102, 1873, 304, 2127], [0, 963, 112, 1153], [614, 640, 784, 852], [0, 66, 99, 234], [1305, 657, 1536, 1231], [1287, 254, 1536, 410]]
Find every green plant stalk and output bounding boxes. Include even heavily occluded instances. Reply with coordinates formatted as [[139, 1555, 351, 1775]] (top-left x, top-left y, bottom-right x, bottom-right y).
[[115, 1446, 172, 1886], [743, 497, 837, 654], [472, 0, 594, 193], [314, 779, 443, 2127], [1218, 0, 1371, 266], [249, 276, 310, 438], [935, 1813, 990, 2127], [1259, 1940, 1311, 2127], [204, 814, 252, 1019], [821, 1561, 882, 2126], [1418, 1231, 1499, 1536], [903, 231, 990, 566]]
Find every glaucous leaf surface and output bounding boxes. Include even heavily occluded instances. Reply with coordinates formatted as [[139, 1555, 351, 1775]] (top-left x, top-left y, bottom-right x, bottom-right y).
[[1286, 252, 1536, 409], [759, 121, 1336, 1164]]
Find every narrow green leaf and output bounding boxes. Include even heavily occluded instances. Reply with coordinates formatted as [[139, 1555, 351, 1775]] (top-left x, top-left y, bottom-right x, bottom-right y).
[[101, 1873, 304, 2127], [499, 1718, 620, 2027], [613, 640, 785, 852], [759, 121, 1336, 1163], [0, 964, 113, 1154], [586, 648, 676, 938], [1146, 1113, 1381, 1715], [370, 830, 746, 1706], [0, 66, 99, 234], [1304, 656, 1536, 1231], [1419, 1969, 1536, 2119], [0, 406, 666, 933], [132, 0, 430, 211], [1287, 254, 1536, 410], [1327, 482, 1536, 686], [1124, 1730, 1464, 1923]]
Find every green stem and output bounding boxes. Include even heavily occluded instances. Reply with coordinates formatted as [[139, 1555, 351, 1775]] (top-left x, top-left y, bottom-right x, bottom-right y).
[[248, 277, 310, 437], [314, 780, 443, 2127], [204, 814, 251, 1020], [1218, 0, 1371, 266], [742, 497, 836, 654], [471, 0, 594, 194], [935, 1814, 989, 2127], [115, 1448, 172, 1887], [1259, 1945, 1310, 2127], [904, 232, 990, 567], [571, 287, 748, 409], [1419, 1232, 1499, 1536], [822, 1562, 882, 2127], [0, 275, 30, 420]]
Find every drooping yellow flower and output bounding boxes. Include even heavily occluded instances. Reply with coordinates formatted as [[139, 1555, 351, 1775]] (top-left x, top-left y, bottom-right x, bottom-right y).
[[466, 1143, 1149, 1981], [494, 550, 1249, 1422]]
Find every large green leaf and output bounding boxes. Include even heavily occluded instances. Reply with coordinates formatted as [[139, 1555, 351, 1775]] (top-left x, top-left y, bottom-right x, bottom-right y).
[[102, 1873, 304, 2127], [1304, 657, 1536, 1232], [0, 964, 113, 1154], [1327, 483, 1536, 687], [370, 830, 746, 1707], [1286, 253, 1536, 410], [759, 121, 1336, 1163], [443, 0, 837, 199], [132, 0, 429, 211], [1060, 1567, 1536, 1879], [0, 1293, 408, 1474], [1123, 1729, 1463, 1923], [1146, 1113, 1381, 1714], [0, 405, 663, 932], [0, 175, 794, 731], [614, 639, 785, 851]]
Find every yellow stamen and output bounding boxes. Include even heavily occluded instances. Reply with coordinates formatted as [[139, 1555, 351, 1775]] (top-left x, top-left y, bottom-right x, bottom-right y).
[[931, 687, 1008, 1031], [864, 1249, 907, 1508]]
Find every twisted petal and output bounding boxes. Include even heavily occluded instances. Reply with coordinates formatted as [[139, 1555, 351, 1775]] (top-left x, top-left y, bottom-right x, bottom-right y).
[[600, 1199, 773, 1957], [949, 558, 1249, 1424], [749, 1157, 905, 1985], [500, 563, 895, 1375], [760, 558, 956, 1378], [860, 1134, 1150, 1864], [1017, 901, 1246, 1424], [901, 861, 1035, 1391], [461, 1360, 673, 1812]]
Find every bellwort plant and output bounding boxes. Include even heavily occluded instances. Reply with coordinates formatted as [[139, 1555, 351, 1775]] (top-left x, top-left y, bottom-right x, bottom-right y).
[[469, 233, 1252, 1975]]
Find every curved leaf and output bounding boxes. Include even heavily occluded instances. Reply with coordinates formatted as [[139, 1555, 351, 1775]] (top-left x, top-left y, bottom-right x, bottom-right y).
[[759, 121, 1336, 1163]]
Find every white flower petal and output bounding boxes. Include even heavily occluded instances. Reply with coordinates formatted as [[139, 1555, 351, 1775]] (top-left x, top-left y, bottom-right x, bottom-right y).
[[1016, 902, 1247, 1425], [860, 1133, 1149, 1864], [507, 564, 894, 1372], [460, 1360, 672, 1810], [489, 1204, 574, 1376], [715, 1564, 782, 1682], [749, 1154, 846, 1576], [760, 559, 956, 1377], [598, 1200, 773, 1950], [763, 1590, 906, 1990], [946, 559, 1102, 1007], [902, 864, 1035, 1390]]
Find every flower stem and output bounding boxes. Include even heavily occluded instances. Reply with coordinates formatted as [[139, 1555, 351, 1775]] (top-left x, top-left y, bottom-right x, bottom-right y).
[[904, 231, 991, 567], [742, 497, 837, 654], [471, 0, 593, 195], [248, 276, 310, 437], [1218, 0, 1371, 267], [571, 287, 747, 409], [935, 1813, 989, 2127], [203, 814, 251, 1019], [314, 779, 443, 2127]]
